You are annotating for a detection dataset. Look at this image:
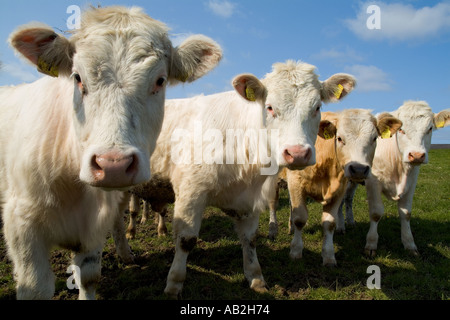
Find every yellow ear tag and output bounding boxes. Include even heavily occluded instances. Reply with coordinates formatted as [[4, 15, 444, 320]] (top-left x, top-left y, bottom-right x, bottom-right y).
[[37, 56, 59, 77], [323, 127, 334, 140], [436, 120, 445, 128], [333, 84, 344, 100], [381, 128, 391, 139], [245, 87, 256, 101], [176, 73, 190, 82]]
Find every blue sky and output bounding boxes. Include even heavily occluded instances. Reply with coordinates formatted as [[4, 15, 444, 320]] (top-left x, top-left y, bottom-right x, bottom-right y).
[[1, 0, 449, 143]]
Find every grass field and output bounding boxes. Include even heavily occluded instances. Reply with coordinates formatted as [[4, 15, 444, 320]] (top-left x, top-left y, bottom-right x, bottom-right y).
[[0, 149, 448, 300]]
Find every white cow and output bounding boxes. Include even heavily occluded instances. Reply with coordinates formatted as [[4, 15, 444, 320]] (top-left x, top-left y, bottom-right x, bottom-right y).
[[118, 61, 356, 298], [342, 101, 449, 256], [270, 110, 401, 266], [0, 6, 222, 300]]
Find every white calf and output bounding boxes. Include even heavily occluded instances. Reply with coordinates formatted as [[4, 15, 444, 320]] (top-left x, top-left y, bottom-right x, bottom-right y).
[[0, 6, 222, 300], [117, 61, 355, 298], [356, 102, 449, 256]]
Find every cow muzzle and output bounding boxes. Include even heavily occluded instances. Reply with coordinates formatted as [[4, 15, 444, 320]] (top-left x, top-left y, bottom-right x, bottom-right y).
[[408, 152, 426, 164], [90, 151, 139, 188], [345, 162, 370, 182], [283, 144, 313, 169]]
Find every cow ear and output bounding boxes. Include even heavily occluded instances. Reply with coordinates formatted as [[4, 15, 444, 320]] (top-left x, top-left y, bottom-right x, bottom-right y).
[[321, 73, 356, 103], [377, 113, 402, 138], [170, 34, 222, 84], [9, 23, 74, 77], [318, 120, 336, 140], [232, 73, 267, 104], [434, 109, 450, 129]]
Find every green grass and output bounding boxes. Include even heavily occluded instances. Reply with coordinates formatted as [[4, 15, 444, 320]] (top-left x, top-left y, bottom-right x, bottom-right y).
[[0, 149, 448, 300]]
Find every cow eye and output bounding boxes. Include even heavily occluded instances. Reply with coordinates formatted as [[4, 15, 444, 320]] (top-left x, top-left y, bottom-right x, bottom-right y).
[[337, 136, 344, 144], [156, 76, 167, 87], [399, 128, 405, 134], [71, 72, 85, 95], [266, 105, 276, 117], [315, 103, 322, 115], [428, 127, 433, 133]]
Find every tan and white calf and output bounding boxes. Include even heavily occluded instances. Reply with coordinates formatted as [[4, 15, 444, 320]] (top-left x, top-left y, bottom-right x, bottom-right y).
[[0, 6, 222, 300], [271, 110, 401, 266], [362, 102, 450, 256], [115, 61, 356, 297]]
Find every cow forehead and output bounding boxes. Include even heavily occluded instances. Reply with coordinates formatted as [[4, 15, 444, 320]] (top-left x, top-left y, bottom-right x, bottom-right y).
[[263, 60, 322, 107], [330, 110, 378, 137], [74, 6, 170, 38], [395, 101, 434, 128], [71, 6, 172, 66]]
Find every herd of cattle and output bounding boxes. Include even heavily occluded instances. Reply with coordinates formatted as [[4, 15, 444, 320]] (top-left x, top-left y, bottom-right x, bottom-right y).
[[0, 6, 448, 300]]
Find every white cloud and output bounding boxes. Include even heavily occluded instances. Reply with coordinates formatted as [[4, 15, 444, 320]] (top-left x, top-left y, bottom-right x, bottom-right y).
[[2, 62, 39, 83], [311, 47, 364, 63], [345, 1, 450, 41], [344, 64, 393, 92], [206, 0, 236, 18], [170, 33, 195, 47]]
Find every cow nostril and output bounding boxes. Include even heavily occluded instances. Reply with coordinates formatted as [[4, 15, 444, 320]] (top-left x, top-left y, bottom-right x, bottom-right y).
[[126, 154, 139, 175]]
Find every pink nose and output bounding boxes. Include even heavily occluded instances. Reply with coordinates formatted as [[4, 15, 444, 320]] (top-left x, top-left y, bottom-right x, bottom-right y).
[[91, 151, 138, 188], [283, 145, 312, 168], [408, 152, 425, 164]]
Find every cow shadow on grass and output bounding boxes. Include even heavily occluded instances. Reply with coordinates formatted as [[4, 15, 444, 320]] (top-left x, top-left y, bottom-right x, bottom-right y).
[[329, 214, 449, 299], [93, 210, 449, 300]]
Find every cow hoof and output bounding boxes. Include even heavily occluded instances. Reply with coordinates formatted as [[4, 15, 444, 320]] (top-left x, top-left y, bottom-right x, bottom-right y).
[[335, 228, 345, 235], [268, 222, 278, 240], [323, 258, 337, 267], [120, 252, 135, 265], [158, 226, 168, 237], [126, 231, 136, 240], [164, 283, 183, 300], [407, 248, 420, 257], [289, 251, 303, 260], [250, 279, 268, 294], [365, 248, 377, 257]]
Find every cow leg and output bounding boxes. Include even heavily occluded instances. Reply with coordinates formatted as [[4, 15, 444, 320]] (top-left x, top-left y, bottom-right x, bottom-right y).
[[164, 194, 205, 298], [365, 179, 384, 257], [321, 200, 342, 267], [268, 178, 279, 240], [289, 201, 308, 260], [398, 190, 419, 256], [141, 200, 149, 224], [3, 201, 55, 299], [157, 207, 169, 237], [336, 181, 358, 233], [72, 246, 102, 300], [112, 192, 134, 264], [126, 194, 140, 240], [151, 202, 168, 237], [235, 213, 267, 293], [287, 171, 308, 259]]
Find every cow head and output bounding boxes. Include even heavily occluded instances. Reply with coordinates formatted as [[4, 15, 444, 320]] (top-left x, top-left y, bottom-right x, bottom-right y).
[[318, 110, 402, 182], [9, 6, 222, 189], [260, 60, 356, 170], [392, 101, 450, 165]]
